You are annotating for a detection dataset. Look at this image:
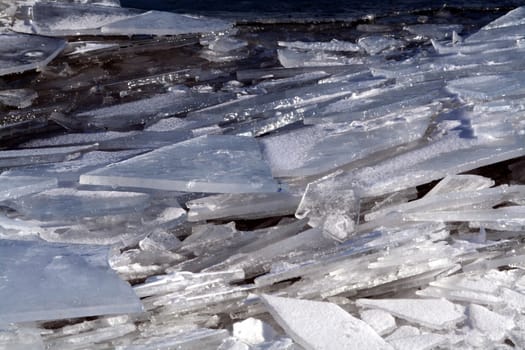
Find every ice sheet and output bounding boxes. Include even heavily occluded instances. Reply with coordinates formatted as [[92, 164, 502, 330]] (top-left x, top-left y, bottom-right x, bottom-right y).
[[0, 239, 142, 323], [80, 135, 281, 193]]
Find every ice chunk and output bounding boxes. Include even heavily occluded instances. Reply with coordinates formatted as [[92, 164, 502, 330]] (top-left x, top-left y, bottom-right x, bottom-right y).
[[0, 144, 96, 168], [232, 318, 277, 345], [277, 48, 361, 68], [358, 36, 405, 55], [0, 89, 38, 109], [10, 188, 150, 221], [80, 135, 281, 193], [278, 39, 361, 52], [101, 11, 232, 36], [404, 24, 463, 40], [0, 239, 142, 323], [295, 172, 359, 241], [359, 309, 396, 336], [469, 304, 514, 342], [187, 193, 300, 222], [356, 298, 466, 330], [0, 175, 57, 202], [261, 294, 393, 350], [0, 33, 66, 76]]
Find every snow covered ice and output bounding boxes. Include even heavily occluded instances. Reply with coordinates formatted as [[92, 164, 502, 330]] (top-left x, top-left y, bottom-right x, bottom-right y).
[[1, 1, 525, 349]]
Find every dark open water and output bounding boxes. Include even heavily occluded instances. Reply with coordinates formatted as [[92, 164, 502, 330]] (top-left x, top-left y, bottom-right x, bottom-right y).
[[121, 0, 525, 19]]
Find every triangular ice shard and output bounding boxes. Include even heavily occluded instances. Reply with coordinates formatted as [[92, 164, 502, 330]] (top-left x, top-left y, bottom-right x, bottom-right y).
[[0, 33, 66, 76], [261, 294, 393, 350]]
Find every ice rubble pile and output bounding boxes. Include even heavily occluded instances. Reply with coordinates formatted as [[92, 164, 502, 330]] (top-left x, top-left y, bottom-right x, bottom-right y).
[[1, 1, 525, 349]]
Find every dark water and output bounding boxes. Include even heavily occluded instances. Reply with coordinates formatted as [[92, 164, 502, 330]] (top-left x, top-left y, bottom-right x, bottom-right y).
[[121, 0, 525, 19]]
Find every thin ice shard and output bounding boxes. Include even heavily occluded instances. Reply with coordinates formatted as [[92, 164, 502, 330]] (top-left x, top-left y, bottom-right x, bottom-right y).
[[187, 193, 300, 222], [0, 175, 57, 202], [0, 144, 97, 168], [0, 239, 142, 323], [0, 33, 66, 76], [101, 11, 232, 36], [356, 298, 466, 330], [80, 135, 281, 193], [261, 294, 393, 350]]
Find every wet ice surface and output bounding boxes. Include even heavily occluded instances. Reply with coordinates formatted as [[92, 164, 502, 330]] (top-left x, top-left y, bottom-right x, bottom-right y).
[[1, 1, 525, 349]]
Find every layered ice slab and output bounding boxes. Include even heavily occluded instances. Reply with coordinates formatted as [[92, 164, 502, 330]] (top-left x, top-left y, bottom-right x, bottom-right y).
[[10, 188, 150, 221], [0, 33, 66, 76], [0, 239, 142, 323], [0, 175, 57, 203], [80, 135, 281, 193], [261, 294, 393, 350], [13, 2, 231, 37], [101, 11, 232, 36]]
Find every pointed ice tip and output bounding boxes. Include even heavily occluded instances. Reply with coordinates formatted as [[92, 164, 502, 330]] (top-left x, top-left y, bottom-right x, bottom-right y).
[[452, 31, 462, 45]]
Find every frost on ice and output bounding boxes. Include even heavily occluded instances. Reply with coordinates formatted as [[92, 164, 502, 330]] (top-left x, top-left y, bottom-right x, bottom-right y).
[[1, 1, 525, 349]]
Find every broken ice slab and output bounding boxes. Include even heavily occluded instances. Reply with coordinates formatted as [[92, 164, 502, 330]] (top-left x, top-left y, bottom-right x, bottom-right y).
[[0, 175, 57, 203], [356, 298, 466, 330], [482, 6, 525, 30], [0, 144, 97, 168], [286, 107, 432, 178], [252, 71, 331, 93], [365, 184, 523, 223], [71, 91, 233, 131], [345, 134, 525, 198], [0, 33, 66, 76], [0, 89, 38, 109], [466, 23, 525, 43], [101, 11, 232, 36], [117, 328, 229, 350], [235, 65, 367, 82], [424, 174, 495, 197], [0, 239, 142, 323], [469, 304, 515, 342], [358, 35, 405, 55], [295, 172, 359, 241], [277, 39, 361, 52], [359, 309, 396, 336], [261, 294, 393, 350], [403, 206, 525, 223], [404, 24, 463, 40], [447, 73, 525, 101], [44, 322, 137, 350], [0, 327, 44, 350], [277, 48, 364, 68], [80, 135, 281, 193], [13, 2, 141, 36], [387, 333, 448, 350], [2, 150, 145, 186], [187, 192, 300, 222], [304, 81, 444, 124], [10, 188, 150, 221]]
